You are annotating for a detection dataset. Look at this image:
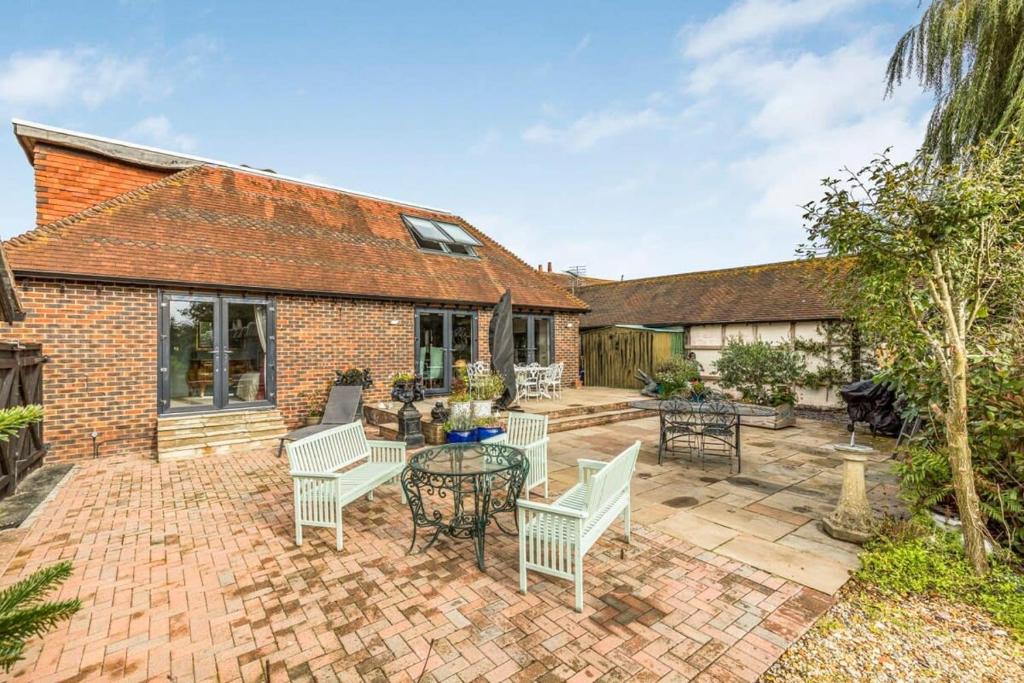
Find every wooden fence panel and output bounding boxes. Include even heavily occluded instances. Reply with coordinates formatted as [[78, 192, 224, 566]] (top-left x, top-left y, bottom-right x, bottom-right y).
[[0, 342, 46, 500], [582, 327, 683, 389]]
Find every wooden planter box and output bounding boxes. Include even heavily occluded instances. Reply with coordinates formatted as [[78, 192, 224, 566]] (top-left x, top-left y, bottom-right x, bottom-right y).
[[737, 402, 795, 429]]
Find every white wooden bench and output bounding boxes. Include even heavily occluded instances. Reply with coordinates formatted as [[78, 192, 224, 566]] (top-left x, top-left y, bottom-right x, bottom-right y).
[[482, 413, 549, 498], [517, 440, 641, 611], [286, 421, 406, 551]]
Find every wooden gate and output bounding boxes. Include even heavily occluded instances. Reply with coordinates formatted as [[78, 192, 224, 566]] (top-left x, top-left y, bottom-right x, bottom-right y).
[[581, 326, 684, 389], [0, 342, 47, 500]]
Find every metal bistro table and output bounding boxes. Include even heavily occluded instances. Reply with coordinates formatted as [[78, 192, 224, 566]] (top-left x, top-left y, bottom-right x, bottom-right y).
[[401, 442, 528, 570]]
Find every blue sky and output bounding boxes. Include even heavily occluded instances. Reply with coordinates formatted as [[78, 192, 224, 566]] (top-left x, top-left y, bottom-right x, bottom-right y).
[[0, 1, 931, 279]]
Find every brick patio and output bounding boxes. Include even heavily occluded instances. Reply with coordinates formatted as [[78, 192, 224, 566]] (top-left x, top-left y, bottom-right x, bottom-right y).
[[0, 418, 890, 682]]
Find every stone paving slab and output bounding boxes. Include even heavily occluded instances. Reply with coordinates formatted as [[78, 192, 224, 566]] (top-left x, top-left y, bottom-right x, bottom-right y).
[[1, 443, 832, 682]]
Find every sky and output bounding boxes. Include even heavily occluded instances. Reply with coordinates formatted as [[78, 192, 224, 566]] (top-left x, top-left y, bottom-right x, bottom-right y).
[[0, 1, 932, 280]]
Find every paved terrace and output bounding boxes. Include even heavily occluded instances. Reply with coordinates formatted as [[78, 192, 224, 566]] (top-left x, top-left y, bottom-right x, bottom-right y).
[[0, 416, 898, 682]]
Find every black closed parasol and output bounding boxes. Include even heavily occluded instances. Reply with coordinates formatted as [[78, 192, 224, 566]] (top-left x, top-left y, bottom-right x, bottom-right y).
[[489, 288, 518, 410]]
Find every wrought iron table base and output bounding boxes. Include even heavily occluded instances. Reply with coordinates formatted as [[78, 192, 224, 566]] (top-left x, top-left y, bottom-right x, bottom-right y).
[[401, 445, 527, 571]]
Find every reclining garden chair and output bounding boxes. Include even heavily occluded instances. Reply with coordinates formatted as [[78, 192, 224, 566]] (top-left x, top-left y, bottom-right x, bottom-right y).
[[278, 384, 363, 457]]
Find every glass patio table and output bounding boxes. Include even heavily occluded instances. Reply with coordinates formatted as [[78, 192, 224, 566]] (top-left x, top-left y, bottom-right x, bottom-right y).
[[401, 443, 528, 570]]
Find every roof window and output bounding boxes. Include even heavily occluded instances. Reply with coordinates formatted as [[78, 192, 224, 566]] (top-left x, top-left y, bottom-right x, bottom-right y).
[[403, 215, 480, 256]]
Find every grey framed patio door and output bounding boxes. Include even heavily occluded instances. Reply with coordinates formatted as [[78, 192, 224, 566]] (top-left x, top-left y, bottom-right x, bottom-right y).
[[158, 292, 277, 414], [513, 314, 554, 365], [415, 309, 477, 395]]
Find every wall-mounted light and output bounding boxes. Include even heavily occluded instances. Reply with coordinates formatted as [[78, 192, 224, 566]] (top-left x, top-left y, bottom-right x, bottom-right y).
[[566, 321, 575, 328], [390, 319, 401, 325]]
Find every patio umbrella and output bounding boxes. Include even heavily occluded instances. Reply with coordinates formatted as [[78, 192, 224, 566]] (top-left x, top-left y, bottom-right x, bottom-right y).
[[489, 288, 518, 410]]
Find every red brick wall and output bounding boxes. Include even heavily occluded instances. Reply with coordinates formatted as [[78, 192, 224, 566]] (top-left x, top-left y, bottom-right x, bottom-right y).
[[1, 278, 581, 459], [275, 296, 415, 424], [0, 279, 158, 460], [33, 144, 171, 226]]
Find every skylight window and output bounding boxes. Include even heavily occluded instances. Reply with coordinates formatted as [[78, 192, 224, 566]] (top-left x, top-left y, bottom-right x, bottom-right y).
[[402, 215, 481, 257], [434, 221, 482, 246]]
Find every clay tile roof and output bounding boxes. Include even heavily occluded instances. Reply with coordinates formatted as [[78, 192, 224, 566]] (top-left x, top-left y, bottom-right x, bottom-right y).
[[5, 164, 587, 311], [577, 258, 847, 328]]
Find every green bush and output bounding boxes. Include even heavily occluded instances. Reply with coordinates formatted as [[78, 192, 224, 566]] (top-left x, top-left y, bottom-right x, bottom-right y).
[[654, 356, 701, 397], [858, 529, 1024, 639], [713, 339, 805, 406]]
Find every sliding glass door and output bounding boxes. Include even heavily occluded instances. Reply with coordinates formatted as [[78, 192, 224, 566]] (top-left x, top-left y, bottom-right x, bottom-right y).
[[513, 314, 554, 365], [415, 309, 477, 395], [158, 293, 276, 413]]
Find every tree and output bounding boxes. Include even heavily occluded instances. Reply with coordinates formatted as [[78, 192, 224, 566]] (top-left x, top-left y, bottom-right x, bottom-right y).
[[887, 0, 1024, 162], [0, 562, 81, 672], [801, 139, 1024, 574]]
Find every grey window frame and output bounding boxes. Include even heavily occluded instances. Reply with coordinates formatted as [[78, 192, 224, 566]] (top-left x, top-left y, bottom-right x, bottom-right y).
[[414, 308, 478, 396], [514, 314, 555, 365], [402, 215, 480, 258], [157, 290, 277, 415]]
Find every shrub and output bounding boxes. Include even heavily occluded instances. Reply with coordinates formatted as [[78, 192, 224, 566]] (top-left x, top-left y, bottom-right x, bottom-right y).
[[858, 529, 1024, 639], [713, 339, 806, 406], [654, 357, 701, 397]]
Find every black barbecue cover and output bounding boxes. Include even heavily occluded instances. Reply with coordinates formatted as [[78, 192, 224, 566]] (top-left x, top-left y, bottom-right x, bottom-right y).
[[839, 380, 902, 436]]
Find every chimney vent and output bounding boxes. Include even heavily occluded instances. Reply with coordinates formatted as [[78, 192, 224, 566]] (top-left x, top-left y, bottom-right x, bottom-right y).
[[547, 262, 552, 272]]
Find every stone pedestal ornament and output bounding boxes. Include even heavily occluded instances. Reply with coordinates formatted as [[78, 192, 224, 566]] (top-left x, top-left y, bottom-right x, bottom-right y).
[[391, 380, 425, 448], [822, 452, 875, 544]]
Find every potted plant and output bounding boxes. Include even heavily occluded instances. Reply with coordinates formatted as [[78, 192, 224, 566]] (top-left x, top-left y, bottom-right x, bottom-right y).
[[448, 368, 472, 421], [689, 380, 708, 402], [654, 357, 702, 398], [471, 373, 504, 418], [474, 415, 504, 441], [444, 413, 477, 443], [713, 339, 805, 428], [303, 388, 327, 426], [336, 367, 373, 389]]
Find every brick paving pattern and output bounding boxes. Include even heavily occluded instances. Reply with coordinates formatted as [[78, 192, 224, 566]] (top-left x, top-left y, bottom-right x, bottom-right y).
[[2, 444, 832, 682]]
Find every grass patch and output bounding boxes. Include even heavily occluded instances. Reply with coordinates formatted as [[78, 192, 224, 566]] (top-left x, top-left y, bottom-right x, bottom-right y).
[[857, 529, 1024, 640]]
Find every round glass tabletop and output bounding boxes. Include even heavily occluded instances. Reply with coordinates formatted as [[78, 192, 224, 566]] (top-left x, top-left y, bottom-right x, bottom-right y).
[[408, 442, 525, 476]]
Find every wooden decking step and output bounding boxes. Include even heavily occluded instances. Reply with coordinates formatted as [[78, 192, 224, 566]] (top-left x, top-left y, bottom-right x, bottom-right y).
[[547, 407, 655, 433], [156, 409, 287, 462]]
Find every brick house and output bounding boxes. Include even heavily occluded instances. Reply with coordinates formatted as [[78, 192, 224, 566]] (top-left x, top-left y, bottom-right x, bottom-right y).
[[2, 121, 587, 461]]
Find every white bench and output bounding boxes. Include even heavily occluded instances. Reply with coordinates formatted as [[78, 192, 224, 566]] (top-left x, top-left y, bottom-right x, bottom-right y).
[[286, 421, 406, 551], [517, 440, 641, 611], [482, 413, 550, 498]]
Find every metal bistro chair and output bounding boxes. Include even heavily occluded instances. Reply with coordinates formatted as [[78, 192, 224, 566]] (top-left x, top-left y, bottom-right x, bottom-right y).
[[466, 360, 490, 394], [698, 399, 741, 473], [657, 397, 701, 465]]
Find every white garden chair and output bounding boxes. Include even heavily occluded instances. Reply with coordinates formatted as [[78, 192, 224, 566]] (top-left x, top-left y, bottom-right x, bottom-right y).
[[540, 363, 563, 399], [482, 412, 549, 498], [517, 441, 641, 611]]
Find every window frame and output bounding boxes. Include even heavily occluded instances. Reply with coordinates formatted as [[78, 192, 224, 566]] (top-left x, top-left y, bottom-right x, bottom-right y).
[[402, 214, 480, 258], [157, 290, 277, 415], [512, 313, 555, 365]]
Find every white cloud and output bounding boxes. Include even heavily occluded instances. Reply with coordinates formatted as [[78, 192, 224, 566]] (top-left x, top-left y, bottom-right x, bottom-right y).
[[681, 0, 859, 59], [124, 115, 197, 152], [0, 49, 151, 109], [684, 34, 926, 230], [569, 34, 591, 60], [522, 108, 665, 151]]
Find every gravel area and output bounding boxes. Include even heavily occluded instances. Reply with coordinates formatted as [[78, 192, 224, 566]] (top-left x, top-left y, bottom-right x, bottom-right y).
[[761, 580, 1024, 682]]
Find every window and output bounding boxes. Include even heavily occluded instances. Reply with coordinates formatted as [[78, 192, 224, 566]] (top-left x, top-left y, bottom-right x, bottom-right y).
[[158, 292, 276, 413], [402, 215, 481, 257], [513, 314, 554, 365]]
